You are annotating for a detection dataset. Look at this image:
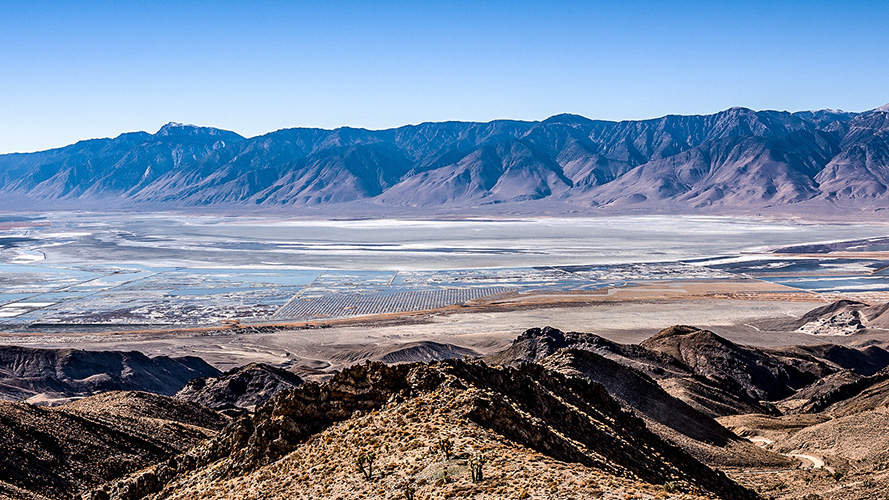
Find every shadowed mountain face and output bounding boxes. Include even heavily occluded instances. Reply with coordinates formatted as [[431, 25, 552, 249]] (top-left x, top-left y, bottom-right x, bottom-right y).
[[0, 391, 228, 500], [2, 107, 888, 211], [489, 325, 889, 418], [0, 346, 220, 403], [175, 363, 303, 412]]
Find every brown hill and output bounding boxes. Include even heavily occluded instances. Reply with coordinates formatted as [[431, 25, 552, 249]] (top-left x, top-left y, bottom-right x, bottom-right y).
[[538, 349, 791, 468], [323, 340, 480, 368], [491, 325, 889, 417], [487, 325, 889, 421], [642, 326, 839, 402], [485, 327, 787, 466], [85, 360, 758, 500], [796, 367, 889, 416], [0, 346, 220, 403], [774, 406, 889, 464], [0, 391, 227, 500], [377, 341, 478, 364], [760, 300, 889, 334], [175, 362, 303, 412]]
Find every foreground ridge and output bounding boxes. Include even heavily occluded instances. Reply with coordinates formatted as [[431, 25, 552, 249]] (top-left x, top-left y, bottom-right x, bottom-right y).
[[84, 359, 757, 500]]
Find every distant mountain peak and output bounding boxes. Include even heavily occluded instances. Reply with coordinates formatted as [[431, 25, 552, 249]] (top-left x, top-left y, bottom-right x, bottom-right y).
[[542, 113, 596, 125], [874, 103, 889, 112], [155, 122, 244, 141], [156, 121, 196, 134]]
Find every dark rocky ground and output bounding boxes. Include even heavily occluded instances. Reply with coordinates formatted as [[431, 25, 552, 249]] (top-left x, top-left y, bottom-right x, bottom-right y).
[[4, 300, 889, 499]]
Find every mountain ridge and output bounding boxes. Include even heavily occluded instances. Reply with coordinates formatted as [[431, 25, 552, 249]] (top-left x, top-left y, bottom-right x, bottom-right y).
[[1, 106, 888, 212]]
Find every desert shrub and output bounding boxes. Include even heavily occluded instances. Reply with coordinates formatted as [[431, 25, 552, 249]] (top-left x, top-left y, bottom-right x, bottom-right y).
[[469, 454, 488, 483], [401, 482, 417, 500], [435, 437, 454, 461], [762, 481, 786, 491], [354, 451, 377, 480]]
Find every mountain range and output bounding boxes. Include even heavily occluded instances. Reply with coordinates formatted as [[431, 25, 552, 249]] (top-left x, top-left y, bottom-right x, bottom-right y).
[[2, 106, 889, 213]]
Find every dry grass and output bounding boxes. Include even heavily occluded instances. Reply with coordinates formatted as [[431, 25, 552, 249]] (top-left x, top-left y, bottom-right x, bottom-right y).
[[158, 385, 709, 500]]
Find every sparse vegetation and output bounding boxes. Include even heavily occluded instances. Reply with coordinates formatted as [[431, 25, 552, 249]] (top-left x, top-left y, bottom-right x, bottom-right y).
[[762, 481, 786, 492], [469, 454, 487, 483], [663, 481, 680, 493], [434, 436, 454, 461], [354, 451, 377, 481], [400, 481, 416, 500]]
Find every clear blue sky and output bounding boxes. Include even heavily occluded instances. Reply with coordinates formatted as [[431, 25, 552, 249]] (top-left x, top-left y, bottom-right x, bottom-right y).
[[1, 0, 887, 153]]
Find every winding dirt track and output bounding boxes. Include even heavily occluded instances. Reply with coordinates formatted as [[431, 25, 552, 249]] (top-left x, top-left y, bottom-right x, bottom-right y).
[[748, 436, 834, 473]]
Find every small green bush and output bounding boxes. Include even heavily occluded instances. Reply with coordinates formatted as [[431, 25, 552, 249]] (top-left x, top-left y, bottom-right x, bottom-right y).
[[354, 451, 377, 481]]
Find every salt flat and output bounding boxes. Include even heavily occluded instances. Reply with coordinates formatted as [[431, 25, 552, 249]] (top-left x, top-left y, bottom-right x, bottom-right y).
[[0, 212, 888, 370]]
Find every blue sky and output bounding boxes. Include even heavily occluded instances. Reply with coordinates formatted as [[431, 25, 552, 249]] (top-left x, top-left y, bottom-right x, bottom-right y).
[[1, 1, 887, 153]]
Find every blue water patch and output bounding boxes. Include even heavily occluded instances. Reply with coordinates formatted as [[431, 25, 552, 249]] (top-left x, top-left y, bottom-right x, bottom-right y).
[[30, 291, 93, 300], [168, 269, 322, 287], [0, 293, 38, 304], [760, 275, 889, 292], [169, 287, 272, 296]]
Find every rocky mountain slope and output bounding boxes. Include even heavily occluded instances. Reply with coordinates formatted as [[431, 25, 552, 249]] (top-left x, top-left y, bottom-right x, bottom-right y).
[[84, 360, 757, 500], [175, 362, 303, 412], [0, 391, 228, 500], [486, 325, 889, 418], [760, 299, 889, 335], [3, 320, 889, 499], [0, 346, 220, 404], [2, 106, 888, 212]]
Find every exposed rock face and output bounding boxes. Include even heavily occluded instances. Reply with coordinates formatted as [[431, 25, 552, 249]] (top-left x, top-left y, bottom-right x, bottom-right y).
[[640, 325, 834, 403], [86, 360, 758, 500], [487, 327, 789, 466], [537, 348, 789, 467], [490, 325, 889, 418], [376, 341, 478, 364], [798, 311, 864, 335], [174, 363, 303, 412], [2, 107, 889, 212], [0, 346, 220, 403], [0, 391, 227, 500], [761, 300, 889, 335], [799, 367, 889, 416]]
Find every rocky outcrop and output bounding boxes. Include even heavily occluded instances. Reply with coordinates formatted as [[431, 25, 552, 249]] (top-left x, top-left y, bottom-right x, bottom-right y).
[[175, 363, 303, 412], [760, 300, 889, 334], [0, 391, 227, 500], [491, 325, 889, 418], [0, 346, 220, 403], [86, 360, 758, 500], [800, 367, 889, 416]]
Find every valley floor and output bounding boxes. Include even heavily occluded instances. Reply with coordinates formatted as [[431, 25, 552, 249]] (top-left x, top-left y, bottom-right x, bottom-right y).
[[0, 296, 840, 373]]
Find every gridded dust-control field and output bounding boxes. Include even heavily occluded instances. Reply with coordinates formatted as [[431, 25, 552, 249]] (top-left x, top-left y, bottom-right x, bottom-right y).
[[272, 287, 516, 321]]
